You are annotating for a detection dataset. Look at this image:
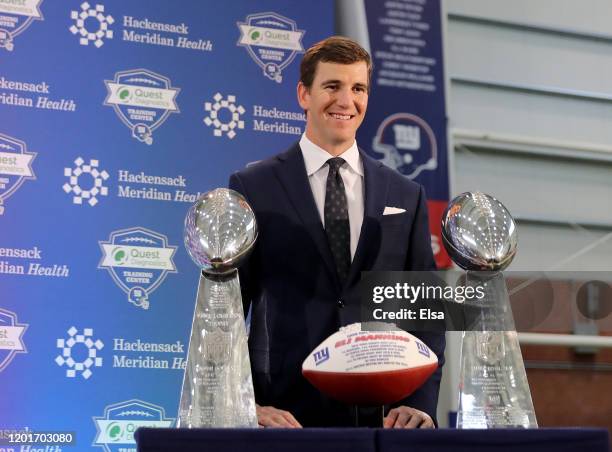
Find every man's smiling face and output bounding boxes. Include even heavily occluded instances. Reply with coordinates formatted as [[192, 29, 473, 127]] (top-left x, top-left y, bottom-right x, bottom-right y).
[[298, 60, 369, 155]]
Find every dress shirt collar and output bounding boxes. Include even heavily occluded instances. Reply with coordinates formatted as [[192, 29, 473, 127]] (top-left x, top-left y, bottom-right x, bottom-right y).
[[299, 134, 363, 176]]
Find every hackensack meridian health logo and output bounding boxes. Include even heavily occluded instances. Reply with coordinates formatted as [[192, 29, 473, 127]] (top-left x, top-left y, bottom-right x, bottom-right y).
[[69, 1, 113, 48], [63, 156, 109, 206], [237, 12, 304, 83], [99, 227, 177, 310], [104, 69, 180, 145], [0, 308, 28, 372], [93, 399, 174, 452], [0, 0, 43, 51], [203, 93, 245, 139], [0, 132, 36, 215], [55, 326, 104, 379]]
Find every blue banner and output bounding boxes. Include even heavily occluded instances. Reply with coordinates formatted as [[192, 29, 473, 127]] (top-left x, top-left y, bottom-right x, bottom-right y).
[[0, 1, 332, 450], [358, 0, 451, 268]]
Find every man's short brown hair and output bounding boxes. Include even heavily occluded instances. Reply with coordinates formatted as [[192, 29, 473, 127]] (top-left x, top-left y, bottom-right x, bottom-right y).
[[299, 36, 372, 89]]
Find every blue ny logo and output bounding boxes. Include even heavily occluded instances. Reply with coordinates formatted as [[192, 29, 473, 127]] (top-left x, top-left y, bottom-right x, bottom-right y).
[[415, 341, 430, 358], [313, 347, 330, 366]]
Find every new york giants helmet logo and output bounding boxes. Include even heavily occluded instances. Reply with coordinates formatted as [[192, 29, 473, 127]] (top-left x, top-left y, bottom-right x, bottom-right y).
[[372, 113, 438, 179]]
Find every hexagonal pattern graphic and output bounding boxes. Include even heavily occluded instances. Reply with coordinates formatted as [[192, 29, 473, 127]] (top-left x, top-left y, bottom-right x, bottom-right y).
[[203, 93, 245, 139], [63, 157, 109, 207], [69, 2, 114, 48], [55, 326, 104, 379]]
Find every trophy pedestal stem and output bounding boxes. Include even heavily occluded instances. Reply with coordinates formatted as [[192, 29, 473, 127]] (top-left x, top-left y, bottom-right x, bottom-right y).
[[177, 272, 257, 428], [457, 272, 537, 428]]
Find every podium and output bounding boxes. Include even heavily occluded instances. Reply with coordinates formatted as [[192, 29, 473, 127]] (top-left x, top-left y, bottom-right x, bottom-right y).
[[135, 427, 610, 452]]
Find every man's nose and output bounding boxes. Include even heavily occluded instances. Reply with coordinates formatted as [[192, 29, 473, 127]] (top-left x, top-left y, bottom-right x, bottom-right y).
[[334, 87, 353, 108]]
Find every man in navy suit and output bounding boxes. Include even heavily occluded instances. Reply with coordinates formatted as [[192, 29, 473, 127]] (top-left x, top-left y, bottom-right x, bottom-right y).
[[229, 36, 445, 428]]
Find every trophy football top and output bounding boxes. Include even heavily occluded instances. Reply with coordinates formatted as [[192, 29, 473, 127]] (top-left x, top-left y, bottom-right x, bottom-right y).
[[441, 192, 517, 271], [184, 188, 258, 274]]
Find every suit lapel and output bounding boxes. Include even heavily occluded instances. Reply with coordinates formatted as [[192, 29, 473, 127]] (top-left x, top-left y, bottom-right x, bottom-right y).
[[273, 144, 341, 289], [346, 151, 389, 288]]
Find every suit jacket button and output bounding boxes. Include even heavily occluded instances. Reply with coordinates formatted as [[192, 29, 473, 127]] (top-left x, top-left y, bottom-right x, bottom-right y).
[[337, 299, 345, 308]]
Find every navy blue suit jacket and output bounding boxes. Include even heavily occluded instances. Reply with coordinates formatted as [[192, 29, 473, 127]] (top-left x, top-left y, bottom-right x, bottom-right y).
[[229, 143, 445, 427]]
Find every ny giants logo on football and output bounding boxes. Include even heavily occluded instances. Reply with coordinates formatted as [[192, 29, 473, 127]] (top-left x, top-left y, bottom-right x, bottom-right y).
[[415, 340, 430, 358], [312, 347, 329, 366]]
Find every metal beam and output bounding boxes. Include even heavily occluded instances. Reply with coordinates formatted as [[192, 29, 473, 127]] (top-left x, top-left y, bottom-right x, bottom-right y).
[[453, 128, 612, 164], [448, 12, 612, 45], [519, 332, 612, 348], [452, 76, 612, 104]]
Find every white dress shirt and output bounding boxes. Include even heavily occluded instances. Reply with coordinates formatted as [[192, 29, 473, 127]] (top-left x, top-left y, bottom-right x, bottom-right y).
[[299, 134, 364, 260]]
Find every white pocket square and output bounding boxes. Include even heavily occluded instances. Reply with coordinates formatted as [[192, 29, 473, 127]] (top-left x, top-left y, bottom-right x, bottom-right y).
[[383, 206, 406, 215]]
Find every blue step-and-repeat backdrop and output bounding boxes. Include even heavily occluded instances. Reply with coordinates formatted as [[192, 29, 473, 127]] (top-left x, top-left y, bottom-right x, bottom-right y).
[[0, 1, 332, 450]]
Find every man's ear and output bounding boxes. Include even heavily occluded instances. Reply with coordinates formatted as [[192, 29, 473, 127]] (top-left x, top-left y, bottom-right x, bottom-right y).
[[297, 81, 309, 111]]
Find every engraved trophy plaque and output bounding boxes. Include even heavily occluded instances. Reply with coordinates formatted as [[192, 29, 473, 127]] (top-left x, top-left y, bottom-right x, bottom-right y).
[[442, 192, 538, 428], [177, 188, 258, 428]]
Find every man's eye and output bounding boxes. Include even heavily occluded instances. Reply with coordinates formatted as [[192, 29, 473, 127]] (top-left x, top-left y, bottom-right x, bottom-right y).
[[325, 85, 338, 90]]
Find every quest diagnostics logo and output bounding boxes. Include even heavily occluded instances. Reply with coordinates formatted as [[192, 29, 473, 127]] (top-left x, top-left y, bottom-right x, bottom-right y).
[[99, 227, 177, 310], [237, 12, 304, 83], [0, 132, 36, 215], [69, 2, 113, 48], [111, 247, 128, 265], [93, 399, 174, 452], [116, 86, 131, 101], [0, 308, 28, 372], [105, 69, 180, 145], [0, 0, 43, 51]]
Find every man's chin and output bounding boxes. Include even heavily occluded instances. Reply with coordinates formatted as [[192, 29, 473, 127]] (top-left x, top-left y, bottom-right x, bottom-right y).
[[334, 134, 357, 145], [326, 127, 356, 140], [325, 136, 356, 151]]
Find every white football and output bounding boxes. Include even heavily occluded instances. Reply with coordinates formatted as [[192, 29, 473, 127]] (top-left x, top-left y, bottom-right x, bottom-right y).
[[302, 323, 438, 405]]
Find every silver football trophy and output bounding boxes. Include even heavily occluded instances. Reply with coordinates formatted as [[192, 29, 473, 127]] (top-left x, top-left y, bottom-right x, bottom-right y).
[[177, 188, 258, 428], [442, 192, 538, 428]]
